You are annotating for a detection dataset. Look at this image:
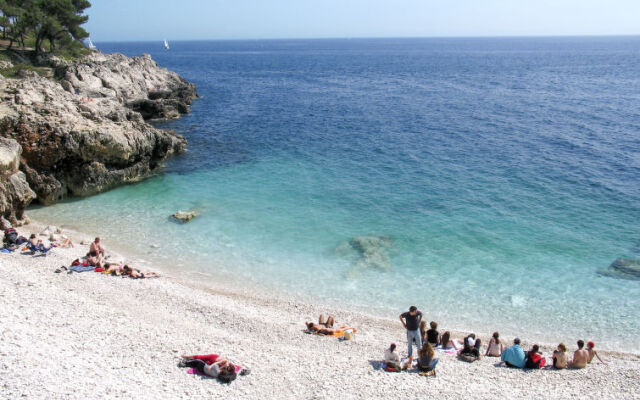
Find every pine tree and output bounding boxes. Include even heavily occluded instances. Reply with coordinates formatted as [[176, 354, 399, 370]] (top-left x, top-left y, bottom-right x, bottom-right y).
[[0, 0, 91, 55]]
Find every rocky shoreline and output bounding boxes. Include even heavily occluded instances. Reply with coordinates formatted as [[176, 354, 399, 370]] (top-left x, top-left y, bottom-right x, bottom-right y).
[[0, 52, 197, 229]]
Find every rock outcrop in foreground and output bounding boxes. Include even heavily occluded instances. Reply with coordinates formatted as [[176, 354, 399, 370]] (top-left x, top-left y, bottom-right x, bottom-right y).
[[0, 52, 197, 228]]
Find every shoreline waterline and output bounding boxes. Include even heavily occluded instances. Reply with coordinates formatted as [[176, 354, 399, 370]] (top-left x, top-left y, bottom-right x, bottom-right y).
[[4, 222, 639, 400], [22, 216, 640, 357], [18, 36, 640, 355]]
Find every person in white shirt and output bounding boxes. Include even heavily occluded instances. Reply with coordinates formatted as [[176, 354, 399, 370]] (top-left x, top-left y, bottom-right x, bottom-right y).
[[384, 343, 403, 370]]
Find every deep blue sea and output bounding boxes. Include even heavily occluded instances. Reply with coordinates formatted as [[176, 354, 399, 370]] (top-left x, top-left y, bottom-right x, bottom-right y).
[[31, 37, 640, 351]]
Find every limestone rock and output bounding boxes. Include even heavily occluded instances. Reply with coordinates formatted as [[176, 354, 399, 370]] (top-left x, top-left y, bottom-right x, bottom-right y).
[[0, 137, 36, 226], [172, 210, 197, 222], [0, 52, 196, 211]]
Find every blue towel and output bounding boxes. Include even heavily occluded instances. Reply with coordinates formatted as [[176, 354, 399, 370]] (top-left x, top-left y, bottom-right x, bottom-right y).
[[70, 265, 94, 273], [1, 248, 12, 253]]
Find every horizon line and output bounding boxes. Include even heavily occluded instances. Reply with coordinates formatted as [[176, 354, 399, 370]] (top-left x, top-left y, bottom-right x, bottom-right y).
[[90, 33, 640, 43]]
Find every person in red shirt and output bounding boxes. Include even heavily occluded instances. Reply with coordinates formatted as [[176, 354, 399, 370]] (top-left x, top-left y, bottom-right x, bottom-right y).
[[525, 344, 546, 369]]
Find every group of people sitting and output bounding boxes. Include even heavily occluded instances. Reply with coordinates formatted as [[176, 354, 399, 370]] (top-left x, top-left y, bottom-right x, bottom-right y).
[[2, 228, 159, 279], [80, 237, 159, 278], [2, 228, 73, 254], [396, 306, 606, 376], [500, 337, 606, 369]]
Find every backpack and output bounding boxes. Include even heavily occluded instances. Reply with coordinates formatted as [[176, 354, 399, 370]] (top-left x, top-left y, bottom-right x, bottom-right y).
[[3, 228, 18, 245]]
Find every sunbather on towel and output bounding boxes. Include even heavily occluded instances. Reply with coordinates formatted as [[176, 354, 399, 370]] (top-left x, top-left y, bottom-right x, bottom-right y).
[[185, 358, 236, 382], [122, 265, 159, 279], [103, 262, 124, 275], [26, 234, 52, 253], [180, 354, 247, 382], [306, 314, 338, 335], [50, 233, 73, 248]]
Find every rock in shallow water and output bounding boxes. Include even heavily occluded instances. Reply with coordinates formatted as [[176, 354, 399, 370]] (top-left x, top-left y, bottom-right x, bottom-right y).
[[172, 210, 197, 222], [599, 258, 640, 280], [336, 235, 395, 277]]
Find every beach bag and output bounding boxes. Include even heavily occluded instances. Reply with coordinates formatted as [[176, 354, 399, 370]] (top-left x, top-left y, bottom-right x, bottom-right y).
[[3, 228, 18, 245], [343, 329, 355, 340]]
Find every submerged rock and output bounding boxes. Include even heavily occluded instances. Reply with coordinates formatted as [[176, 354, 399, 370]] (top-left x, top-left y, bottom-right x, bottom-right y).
[[599, 258, 640, 280], [172, 210, 197, 222], [336, 235, 395, 277]]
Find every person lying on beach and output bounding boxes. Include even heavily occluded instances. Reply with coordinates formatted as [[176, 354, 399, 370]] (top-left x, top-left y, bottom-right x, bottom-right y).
[[182, 356, 237, 382], [305, 314, 336, 335], [570, 340, 589, 369], [501, 337, 526, 368], [180, 354, 250, 379], [122, 265, 159, 279], [586, 341, 607, 365], [485, 332, 503, 357], [525, 344, 546, 369], [103, 262, 124, 275], [49, 233, 73, 248], [440, 331, 460, 350], [552, 343, 568, 369], [417, 342, 438, 376]]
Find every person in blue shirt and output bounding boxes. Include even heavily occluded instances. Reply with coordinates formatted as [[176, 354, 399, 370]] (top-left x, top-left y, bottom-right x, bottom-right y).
[[501, 337, 526, 368]]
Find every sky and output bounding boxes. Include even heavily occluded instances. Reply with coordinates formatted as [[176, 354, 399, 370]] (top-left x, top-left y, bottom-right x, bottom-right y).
[[86, 0, 640, 42]]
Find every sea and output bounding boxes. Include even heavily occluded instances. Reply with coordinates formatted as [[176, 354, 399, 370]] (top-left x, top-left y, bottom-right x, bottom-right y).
[[30, 37, 640, 352]]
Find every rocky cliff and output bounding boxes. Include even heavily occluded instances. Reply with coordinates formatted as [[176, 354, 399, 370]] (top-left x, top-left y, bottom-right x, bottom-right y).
[[0, 52, 197, 229]]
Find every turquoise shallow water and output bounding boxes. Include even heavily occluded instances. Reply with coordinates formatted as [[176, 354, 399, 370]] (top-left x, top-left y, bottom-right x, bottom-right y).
[[30, 37, 640, 352]]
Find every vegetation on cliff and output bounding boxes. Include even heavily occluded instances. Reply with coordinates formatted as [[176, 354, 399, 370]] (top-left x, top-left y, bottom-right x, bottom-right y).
[[0, 0, 91, 57]]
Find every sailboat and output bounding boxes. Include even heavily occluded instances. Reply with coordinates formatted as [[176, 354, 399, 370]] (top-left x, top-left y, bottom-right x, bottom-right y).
[[87, 37, 97, 51], [163, 39, 170, 50]]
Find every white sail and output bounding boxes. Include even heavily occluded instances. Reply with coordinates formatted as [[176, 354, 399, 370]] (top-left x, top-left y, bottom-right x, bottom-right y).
[[164, 39, 170, 50], [88, 37, 96, 50]]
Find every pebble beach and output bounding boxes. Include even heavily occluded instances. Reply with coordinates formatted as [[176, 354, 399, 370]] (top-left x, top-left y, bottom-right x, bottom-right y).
[[1, 221, 639, 400]]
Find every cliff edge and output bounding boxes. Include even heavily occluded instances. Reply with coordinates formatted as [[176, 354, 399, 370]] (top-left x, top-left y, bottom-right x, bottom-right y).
[[0, 52, 197, 228]]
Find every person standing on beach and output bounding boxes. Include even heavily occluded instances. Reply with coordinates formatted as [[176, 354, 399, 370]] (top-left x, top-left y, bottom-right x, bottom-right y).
[[399, 306, 423, 358]]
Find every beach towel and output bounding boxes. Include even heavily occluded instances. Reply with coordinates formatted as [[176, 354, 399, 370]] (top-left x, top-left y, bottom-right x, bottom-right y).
[[186, 354, 243, 374], [25, 242, 51, 254], [1, 248, 12, 253], [437, 347, 457, 354], [314, 327, 358, 337], [70, 265, 95, 273]]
